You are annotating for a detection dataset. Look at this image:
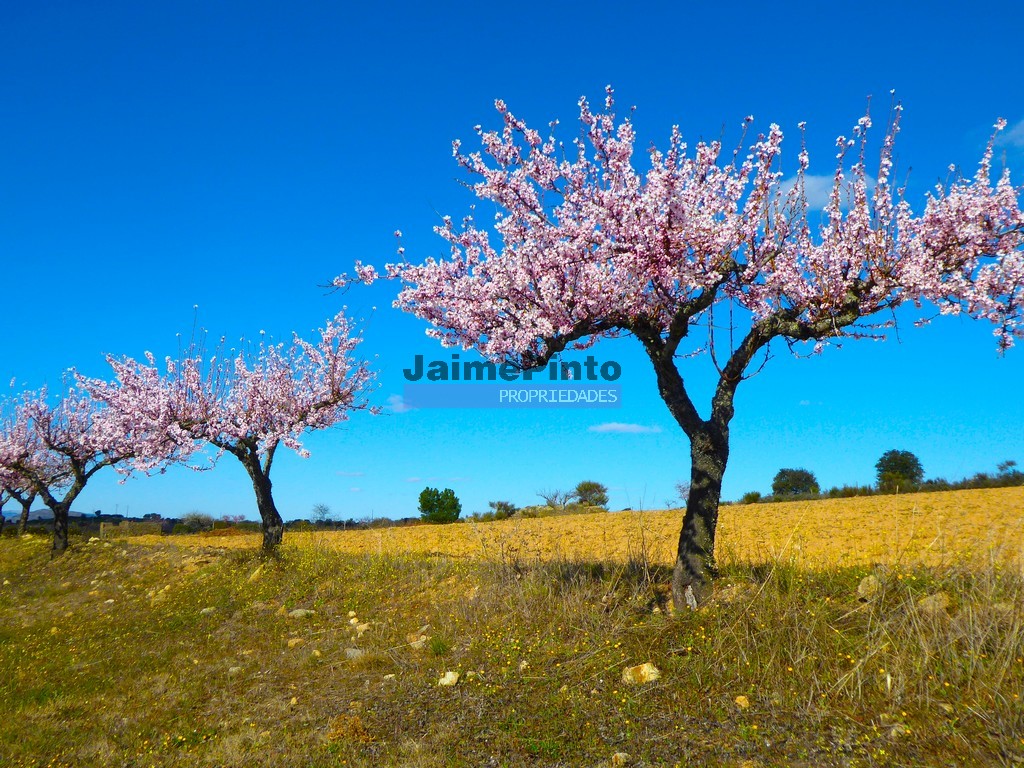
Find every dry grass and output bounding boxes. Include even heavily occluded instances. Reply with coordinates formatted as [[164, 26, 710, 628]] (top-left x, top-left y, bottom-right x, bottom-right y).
[[132, 486, 1024, 570], [2, 486, 1023, 767]]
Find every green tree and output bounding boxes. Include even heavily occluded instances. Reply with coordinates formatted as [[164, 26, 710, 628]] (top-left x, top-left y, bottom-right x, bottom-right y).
[[875, 450, 924, 492], [574, 480, 609, 508], [487, 500, 517, 520], [771, 468, 820, 497], [418, 487, 462, 524]]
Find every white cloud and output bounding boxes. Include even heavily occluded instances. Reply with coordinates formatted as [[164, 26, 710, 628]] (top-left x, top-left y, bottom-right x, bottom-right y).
[[386, 393, 413, 414], [335, 471, 364, 477], [349, 487, 362, 493], [780, 174, 877, 212], [1000, 118, 1024, 148], [588, 422, 662, 434]]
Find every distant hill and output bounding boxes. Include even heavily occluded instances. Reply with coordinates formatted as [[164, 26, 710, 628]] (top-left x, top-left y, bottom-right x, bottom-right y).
[[1, 509, 91, 521]]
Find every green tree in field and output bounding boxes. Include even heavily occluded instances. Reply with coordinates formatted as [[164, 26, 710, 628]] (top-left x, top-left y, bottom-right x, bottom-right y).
[[875, 450, 924, 492], [771, 468, 820, 497], [419, 487, 462, 523], [574, 480, 609, 508], [487, 500, 517, 519]]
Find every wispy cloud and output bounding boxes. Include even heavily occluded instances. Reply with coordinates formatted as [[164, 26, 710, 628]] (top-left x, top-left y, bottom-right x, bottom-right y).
[[335, 471, 365, 478], [588, 422, 662, 434], [405, 475, 469, 483], [780, 174, 877, 212], [999, 118, 1024, 148], [386, 393, 413, 414]]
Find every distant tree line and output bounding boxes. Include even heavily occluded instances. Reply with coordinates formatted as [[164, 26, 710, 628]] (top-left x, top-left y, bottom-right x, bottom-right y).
[[738, 451, 1024, 505]]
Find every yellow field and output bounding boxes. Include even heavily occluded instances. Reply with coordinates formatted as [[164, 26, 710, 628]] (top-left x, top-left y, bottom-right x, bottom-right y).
[[131, 486, 1024, 569]]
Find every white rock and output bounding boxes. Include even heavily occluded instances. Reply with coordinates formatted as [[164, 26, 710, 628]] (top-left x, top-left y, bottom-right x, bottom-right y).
[[438, 671, 460, 687]]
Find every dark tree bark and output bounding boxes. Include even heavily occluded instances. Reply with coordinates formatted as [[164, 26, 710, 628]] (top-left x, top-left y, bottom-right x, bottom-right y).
[[533, 300, 861, 610], [635, 305, 773, 610], [237, 445, 284, 553], [32, 473, 90, 557], [672, 424, 729, 609], [15, 492, 35, 537], [50, 501, 70, 555]]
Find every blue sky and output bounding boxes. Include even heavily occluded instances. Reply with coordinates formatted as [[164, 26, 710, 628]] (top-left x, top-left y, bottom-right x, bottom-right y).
[[2, 0, 1023, 521]]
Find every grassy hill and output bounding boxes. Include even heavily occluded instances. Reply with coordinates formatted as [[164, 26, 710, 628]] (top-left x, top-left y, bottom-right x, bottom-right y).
[[2, 486, 1023, 766]]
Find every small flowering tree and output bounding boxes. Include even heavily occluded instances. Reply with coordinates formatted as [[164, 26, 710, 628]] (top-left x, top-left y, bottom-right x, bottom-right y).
[[0, 469, 38, 537], [353, 92, 1023, 608], [0, 422, 33, 536], [0, 386, 169, 553], [88, 311, 377, 552]]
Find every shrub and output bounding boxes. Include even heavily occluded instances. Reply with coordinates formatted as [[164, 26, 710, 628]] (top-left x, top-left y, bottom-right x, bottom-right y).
[[180, 512, 215, 533], [536, 488, 574, 510], [487, 501, 517, 520], [740, 491, 762, 504], [826, 484, 875, 498], [771, 468, 820, 497], [419, 487, 462, 524], [574, 481, 609, 508]]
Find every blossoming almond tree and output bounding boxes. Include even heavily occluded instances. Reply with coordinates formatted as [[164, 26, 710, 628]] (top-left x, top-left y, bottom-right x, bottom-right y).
[[0, 469, 38, 537], [0, 386, 171, 554], [355, 91, 1023, 609], [0, 402, 43, 538], [87, 311, 377, 552]]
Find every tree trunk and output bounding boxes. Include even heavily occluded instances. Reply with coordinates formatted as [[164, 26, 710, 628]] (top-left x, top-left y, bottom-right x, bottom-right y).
[[243, 459, 284, 552], [672, 424, 729, 610], [51, 502, 70, 556], [17, 501, 31, 537]]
